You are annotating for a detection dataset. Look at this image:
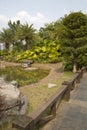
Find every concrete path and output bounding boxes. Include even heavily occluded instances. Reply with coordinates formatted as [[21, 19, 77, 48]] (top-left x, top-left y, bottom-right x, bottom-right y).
[[40, 74, 87, 130]]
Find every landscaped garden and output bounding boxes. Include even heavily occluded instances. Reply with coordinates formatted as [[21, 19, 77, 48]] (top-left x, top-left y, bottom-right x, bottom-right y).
[[0, 11, 87, 130], [0, 62, 74, 113], [0, 63, 74, 130]]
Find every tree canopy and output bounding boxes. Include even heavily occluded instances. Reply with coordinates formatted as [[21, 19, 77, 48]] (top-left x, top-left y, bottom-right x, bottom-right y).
[[0, 21, 36, 52], [59, 12, 87, 72], [0, 11, 87, 69]]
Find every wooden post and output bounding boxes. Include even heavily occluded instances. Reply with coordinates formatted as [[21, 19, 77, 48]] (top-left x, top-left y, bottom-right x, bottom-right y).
[[82, 67, 86, 73], [51, 102, 56, 117], [71, 81, 75, 90], [64, 88, 70, 101], [76, 75, 80, 83], [62, 82, 71, 101], [12, 115, 34, 130]]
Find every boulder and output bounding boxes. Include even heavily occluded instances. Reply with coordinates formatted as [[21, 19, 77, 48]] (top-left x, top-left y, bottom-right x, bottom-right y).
[[0, 78, 20, 106]]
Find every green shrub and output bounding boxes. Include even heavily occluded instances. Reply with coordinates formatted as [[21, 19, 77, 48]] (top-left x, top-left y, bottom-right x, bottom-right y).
[[16, 40, 61, 63], [63, 62, 73, 71]]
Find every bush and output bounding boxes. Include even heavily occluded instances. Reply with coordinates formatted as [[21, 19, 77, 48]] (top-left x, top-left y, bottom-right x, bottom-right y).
[[63, 62, 73, 71], [16, 40, 61, 63], [77, 54, 87, 68]]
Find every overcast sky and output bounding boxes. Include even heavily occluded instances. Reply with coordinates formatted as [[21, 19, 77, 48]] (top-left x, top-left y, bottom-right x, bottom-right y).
[[0, 0, 87, 30]]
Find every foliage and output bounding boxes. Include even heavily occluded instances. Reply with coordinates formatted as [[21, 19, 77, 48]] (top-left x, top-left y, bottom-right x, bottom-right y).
[[59, 11, 87, 71], [0, 16, 63, 63], [0, 21, 36, 53], [0, 28, 12, 51], [15, 23, 36, 50], [1, 11, 87, 66], [39, 21, 63, 42], [3, 51, 19, 62], [16, 39, 61, 63]]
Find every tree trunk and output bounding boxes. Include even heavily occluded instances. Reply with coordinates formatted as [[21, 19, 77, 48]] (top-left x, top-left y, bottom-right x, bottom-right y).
[[73, 61, 77, 73]]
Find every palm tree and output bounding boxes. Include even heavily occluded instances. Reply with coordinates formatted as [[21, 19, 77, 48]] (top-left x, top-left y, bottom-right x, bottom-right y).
[[0, 28, 13, 52], [16, 23, 36, 50]]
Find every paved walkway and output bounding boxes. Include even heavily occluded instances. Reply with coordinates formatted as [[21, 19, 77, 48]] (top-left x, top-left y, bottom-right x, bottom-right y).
[[40, 74, 87, 130]]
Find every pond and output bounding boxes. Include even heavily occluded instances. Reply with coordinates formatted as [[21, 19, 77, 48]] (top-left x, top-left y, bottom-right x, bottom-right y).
[[0, 66, 50, 87]]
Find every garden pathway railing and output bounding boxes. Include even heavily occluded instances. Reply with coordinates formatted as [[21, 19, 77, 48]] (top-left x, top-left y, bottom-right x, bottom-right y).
[[12, 67, 87, 130]]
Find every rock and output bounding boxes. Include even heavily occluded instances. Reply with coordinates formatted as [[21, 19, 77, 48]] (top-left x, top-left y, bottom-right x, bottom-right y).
[[0, 78, 20, 106], [18, 95, 28, 115], [48, 83, 57, 88], [0, 77, 28, 117], [11, 80, 19, 88], [0, 77, 5, 84]]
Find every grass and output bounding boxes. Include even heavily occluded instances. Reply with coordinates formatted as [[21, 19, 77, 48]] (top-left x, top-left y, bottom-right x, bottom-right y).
[[19, 71, 74, 114], [0, 121, 12, 130], [0, 64, 73, 113], [0, 66, 50, 86], [0, 64, 74, 130]]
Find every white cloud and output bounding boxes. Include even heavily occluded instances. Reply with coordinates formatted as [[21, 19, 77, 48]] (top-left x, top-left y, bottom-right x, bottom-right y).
[[0, 11, 51, 31], [10, 11, 50, 29]]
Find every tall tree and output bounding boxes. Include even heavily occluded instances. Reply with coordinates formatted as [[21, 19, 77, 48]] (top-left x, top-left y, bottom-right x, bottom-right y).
[[16, 23, 36, 50], [0, 20, 21, 52], [39, 23, 55, 40], [59, 12, 87, 72], [0, 28, 12, 52], [8, 20, 21, 46], [39, 20, 63, 46]]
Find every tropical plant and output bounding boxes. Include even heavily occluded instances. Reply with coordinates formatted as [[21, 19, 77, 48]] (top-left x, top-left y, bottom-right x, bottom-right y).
[[0, 20, 21, 53], [0, 28, 12, 52], [15, 23, 36, 50], [16, 39, 61, 63]]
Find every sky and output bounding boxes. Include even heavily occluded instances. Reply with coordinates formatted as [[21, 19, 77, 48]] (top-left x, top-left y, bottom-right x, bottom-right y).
[[0, 0, 87, 31]]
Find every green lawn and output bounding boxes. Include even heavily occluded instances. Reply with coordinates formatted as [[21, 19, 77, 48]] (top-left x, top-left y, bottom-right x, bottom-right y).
[[20, 71, 74, 113]]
